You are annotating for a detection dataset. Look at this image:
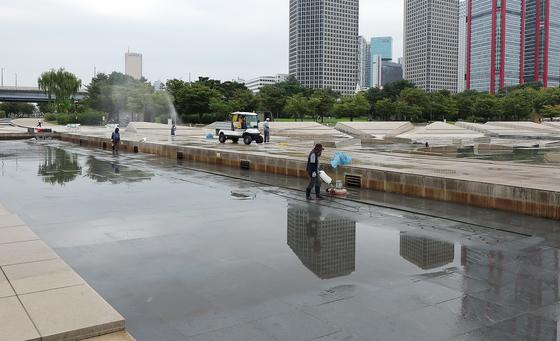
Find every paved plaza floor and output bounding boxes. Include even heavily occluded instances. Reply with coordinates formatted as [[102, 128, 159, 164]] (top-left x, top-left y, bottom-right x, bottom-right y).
[[1, 140, 560, 340]]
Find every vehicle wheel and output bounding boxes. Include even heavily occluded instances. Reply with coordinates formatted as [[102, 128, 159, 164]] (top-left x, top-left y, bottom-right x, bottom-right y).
[[256, 136, 264, 144], [219, 134, 226, 143], [232, 138, 239, 144], [243, 135, 252, 145]]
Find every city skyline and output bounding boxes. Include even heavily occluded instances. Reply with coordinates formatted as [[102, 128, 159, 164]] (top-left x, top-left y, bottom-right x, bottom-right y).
[[0, 0, 404, 87]]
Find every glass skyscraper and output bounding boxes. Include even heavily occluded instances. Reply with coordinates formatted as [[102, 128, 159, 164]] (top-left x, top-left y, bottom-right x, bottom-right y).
[[289, 0, 359, 95], [524, 0, 560, 87], [467, 0, 560, 92], [371, 37, 393, 61]]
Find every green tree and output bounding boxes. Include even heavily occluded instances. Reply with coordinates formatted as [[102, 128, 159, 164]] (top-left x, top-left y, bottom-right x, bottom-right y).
[[174, 83, 221, 121], [454, 90, 478, 120], [332, 94, 369, 121], [209, 97, 232, 120], [541, 105, 560, 119], [382, 80, 416, 100], [258, 85, 287, 118], [471, 94, 502, 121], [0, 102, 36, 116], [309, 89, 336, 122], [231, 89, 258, 112], [38, 68, 82, 113], [284, 94, 311, 121], [429, 90, 458, 121], [394, 100, 423, 122], [398, 87, 430, 120], [502, 89, 535, 120], [374, 98, 395, 120], [364, 87, 385, 118]]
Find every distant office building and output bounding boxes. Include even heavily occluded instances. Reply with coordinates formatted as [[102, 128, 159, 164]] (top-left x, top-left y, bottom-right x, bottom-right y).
[[245, 74, 288, 93], [372, 55, 405, 89], [458, 0, 468, 92], [289, 0, 360, 95], [400, 233, 454, 270], [383, 61, 404, 86], [287, 205, 356, 279], [398, 57, 404, 66], [404, 0, 459, 92], [125, 51, 142, 80], [467, 0, 560, 92], [371, 37, 393, 61], [358, 36, 371, 89], [523, 0, 560, 87], [371, 55, 382, 88]]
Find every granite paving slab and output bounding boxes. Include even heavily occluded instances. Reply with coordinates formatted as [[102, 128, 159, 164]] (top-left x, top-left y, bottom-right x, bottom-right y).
[[4, 258, 85, 295], [0, 213, 25, 228], [0, 296, 40, 341], [0, 239, 58, 266], [0, 225, 40, 244], [19, 284, 125, 341], [0, 270, 15, 298]]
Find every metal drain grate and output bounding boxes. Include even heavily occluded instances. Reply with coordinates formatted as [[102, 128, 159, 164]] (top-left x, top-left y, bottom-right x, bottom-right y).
[[240, 160, 251, 170], [102, 142, 107, 150], [177, 151, 184, 160], [345, 174, 362, 188], [133, 146, 139, 153]]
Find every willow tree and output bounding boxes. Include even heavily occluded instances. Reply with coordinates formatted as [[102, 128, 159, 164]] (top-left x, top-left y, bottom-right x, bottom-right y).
[[38, 68, 82, 113]]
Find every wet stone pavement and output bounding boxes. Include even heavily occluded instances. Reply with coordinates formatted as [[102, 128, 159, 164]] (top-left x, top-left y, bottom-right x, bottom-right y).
[[1, 140, 560, 341]]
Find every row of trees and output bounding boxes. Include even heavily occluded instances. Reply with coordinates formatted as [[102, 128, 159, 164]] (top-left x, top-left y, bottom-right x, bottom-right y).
[[165, 76, 560, 124], [34, 68, 560, 125]]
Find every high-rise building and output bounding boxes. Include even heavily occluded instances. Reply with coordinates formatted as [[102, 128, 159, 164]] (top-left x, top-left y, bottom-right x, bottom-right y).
[[524, 0, 560, 87], [458, 0, 468, 92], [467, 0, 523, 93], [244, 74, 289, 93], [404, 0, 459, 92], [467, 0, 559, 92], [371, 37, 393, 61], [287, 205, 356, 279], [372, 55, 404, 89], [289, 0, 359, 95], [125, 51, 142, 80], [358, 36, 371, 89], [382, 61, 404, 86], [371, 55, 383, 88]]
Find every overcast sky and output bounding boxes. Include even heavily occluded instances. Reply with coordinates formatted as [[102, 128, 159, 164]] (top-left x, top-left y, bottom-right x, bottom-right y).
[[0, 0, 403, 86]]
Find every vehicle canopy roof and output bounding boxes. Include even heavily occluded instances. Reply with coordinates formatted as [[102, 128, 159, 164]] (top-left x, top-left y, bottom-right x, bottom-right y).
[[230, 112, 258, 117]]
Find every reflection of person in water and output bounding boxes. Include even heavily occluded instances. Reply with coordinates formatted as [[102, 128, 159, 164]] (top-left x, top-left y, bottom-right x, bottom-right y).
[[111, 163, 120, 174]]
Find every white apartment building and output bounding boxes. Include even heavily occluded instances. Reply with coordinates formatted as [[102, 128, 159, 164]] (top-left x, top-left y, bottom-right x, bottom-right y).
[[244, 74, 288, 94], [357, 36, 370, 89], [404, 0, 459, 92]]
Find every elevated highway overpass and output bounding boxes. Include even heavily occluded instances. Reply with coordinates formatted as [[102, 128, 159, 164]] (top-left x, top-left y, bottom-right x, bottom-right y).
[[0, 86, 86, 103]]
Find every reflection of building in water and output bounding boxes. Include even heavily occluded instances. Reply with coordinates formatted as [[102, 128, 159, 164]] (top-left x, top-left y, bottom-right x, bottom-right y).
[[399, 233, 454, 270], [287, 206, 356, 279], [460, 245, 559, 338]]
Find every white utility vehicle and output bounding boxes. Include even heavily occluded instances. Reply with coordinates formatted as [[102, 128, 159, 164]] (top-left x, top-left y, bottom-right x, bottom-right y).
[[215, 112, 264, 145]]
